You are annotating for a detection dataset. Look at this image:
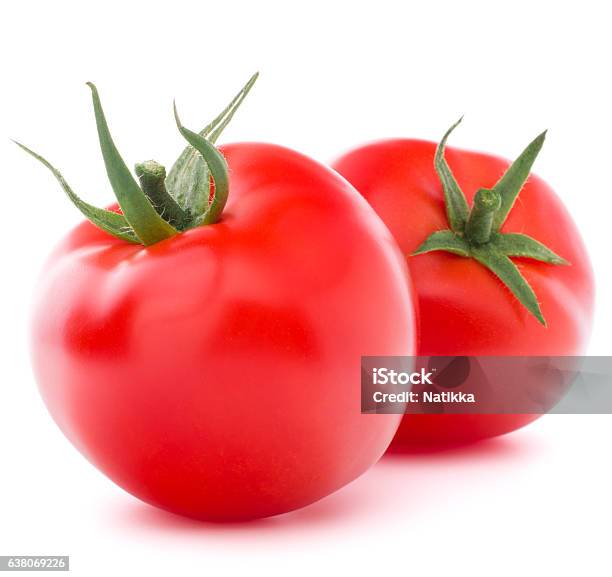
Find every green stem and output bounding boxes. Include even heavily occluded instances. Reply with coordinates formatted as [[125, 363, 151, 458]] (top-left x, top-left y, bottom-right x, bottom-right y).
[[134, 160, 187, 228], [465, 188, 501, 245]]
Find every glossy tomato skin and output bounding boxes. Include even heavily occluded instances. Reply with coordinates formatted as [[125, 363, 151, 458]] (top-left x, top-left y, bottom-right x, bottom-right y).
[[332, 139, 594, 446], [31, 143, 416, 520]]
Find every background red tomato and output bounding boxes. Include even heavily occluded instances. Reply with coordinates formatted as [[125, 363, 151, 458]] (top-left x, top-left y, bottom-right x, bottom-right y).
[[332, 138, 595, 446], [31, 143, 416, 520]]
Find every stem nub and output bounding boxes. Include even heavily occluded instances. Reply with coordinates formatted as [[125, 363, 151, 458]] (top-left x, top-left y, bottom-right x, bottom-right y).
[[135, 160, 187, 228], [465, 188, 501, 245]]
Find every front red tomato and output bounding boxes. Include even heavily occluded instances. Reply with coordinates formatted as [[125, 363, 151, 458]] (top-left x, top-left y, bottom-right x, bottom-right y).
[[31, 142, 415, 520], [333, 127, 594, 446]]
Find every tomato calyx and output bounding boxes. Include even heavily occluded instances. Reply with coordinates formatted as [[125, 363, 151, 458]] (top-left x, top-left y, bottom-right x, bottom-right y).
[[413, 119, 568, 326], [15, 73, 259, 245]]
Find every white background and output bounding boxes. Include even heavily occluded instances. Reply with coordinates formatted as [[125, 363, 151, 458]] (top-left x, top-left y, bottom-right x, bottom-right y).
[[1, 1, 610, 575]]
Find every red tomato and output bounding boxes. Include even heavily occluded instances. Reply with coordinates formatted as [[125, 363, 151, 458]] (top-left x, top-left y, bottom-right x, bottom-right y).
[[31, 143, 416, 520], [332, 136, 594, 446]]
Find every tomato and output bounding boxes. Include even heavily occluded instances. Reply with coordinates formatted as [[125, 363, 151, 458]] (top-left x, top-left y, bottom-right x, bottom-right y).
[[25, 78, 416, 520], [332, 125, 594, 446], [30, 141, 415, 520]]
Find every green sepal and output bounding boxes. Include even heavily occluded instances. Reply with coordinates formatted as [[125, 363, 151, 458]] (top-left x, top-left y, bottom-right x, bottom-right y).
[[166, 144, 209, 218], [14, 141, 139, 243], [166, 73, 258, 218], [87, 83, 178, 245], [471, 245, 546, 325], [413, 228, 563, 324], [413, 230, 470, 257], [173, 105, 230, 226], [492, 131, 547, 231], [413, 227, 547, 324], [491, 233, 569, 265], [208, 72, 259, 144], [434, 117, 470, 233]]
